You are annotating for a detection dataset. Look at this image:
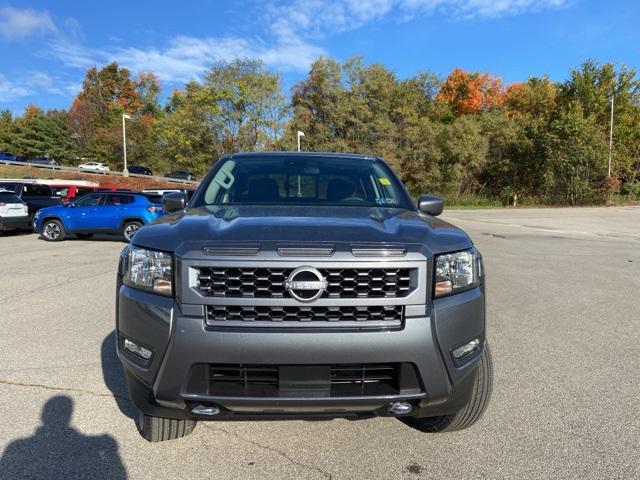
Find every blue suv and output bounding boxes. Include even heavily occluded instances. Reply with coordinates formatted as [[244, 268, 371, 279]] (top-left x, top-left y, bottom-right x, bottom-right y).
[[33, 192, 165, 242]]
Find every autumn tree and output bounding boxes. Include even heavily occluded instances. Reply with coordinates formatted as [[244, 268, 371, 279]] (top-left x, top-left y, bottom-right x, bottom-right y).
[[159, 84, 220, 175], [437, 68, 504, 115], [203, 59, 288, 152]]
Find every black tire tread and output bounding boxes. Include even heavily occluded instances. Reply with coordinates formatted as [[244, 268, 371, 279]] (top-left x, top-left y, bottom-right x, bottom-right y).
[[404, 342, 493, 433], [122, 221, 142, 242], [42, 219, 66, 242], [138, 414, 197, 443]]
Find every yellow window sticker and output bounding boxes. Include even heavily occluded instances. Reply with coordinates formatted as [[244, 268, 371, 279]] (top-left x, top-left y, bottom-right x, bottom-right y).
[[379, 177, 391, 186]]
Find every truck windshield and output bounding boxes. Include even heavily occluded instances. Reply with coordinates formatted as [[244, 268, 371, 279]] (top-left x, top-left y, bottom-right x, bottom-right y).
[[196, 156, 410, 209]]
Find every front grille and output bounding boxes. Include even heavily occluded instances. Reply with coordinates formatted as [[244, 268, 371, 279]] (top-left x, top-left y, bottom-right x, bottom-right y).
[[199, 363, 420, 397], [210, 365, 279, 397], [205, 304, 403, 328], [196, 267, 413, 299]]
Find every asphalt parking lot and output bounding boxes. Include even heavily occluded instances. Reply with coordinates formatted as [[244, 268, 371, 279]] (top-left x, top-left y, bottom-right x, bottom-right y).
[[0, 206, 638, 479]]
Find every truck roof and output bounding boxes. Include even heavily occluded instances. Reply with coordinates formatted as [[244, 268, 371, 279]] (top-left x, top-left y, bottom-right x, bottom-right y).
[[223, 151, 377, 161]]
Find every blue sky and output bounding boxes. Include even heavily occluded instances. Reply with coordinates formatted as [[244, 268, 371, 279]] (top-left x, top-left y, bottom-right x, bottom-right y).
[[1, 0, 639, 113]]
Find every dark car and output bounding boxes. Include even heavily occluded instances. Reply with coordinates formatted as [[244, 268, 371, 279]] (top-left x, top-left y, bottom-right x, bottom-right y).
[[28, 157, 61, 167], [34, 192, 165, 242], [0, 152, 26, 162], [116, 152, 492, 442], [128, 165, 153, 176], [0, 152, 17, 162], [0, 181, 61, 219], [51, 185, 100, 204], [165, 170, 195, 181]]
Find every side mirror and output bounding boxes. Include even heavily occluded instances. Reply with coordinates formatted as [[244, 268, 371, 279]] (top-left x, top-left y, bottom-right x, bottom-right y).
[[418, 195, 444, 216], [163, 192, 186, 213]]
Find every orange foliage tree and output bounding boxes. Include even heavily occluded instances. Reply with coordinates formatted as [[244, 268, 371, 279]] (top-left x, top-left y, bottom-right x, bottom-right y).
[[437, 68, 504, 115]]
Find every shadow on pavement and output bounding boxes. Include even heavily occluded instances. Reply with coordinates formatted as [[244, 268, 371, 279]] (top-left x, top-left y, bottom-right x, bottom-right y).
[[101, 331, 137, 420], [0, 396, 127, 479], [35, 233, 126, 243]]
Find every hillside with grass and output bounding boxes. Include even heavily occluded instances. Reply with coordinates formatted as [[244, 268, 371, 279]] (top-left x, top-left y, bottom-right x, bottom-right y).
[[0, 164, 197, 190]]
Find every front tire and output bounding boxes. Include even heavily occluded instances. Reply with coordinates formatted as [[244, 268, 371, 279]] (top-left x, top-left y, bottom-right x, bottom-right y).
[[41, 219, 66, 242], [137, 413, 197, 443], [402, 342, 493, 433], [122, 221, 142, 242]]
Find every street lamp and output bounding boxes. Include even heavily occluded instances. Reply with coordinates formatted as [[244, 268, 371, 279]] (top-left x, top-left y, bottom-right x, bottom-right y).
[[122, 113, 131, 176], [296, 130, 305, 152], [608, 95, 614, 178]]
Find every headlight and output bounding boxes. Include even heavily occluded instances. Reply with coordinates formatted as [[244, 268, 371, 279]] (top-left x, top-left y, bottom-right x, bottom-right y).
[[434, 249, 481, 297], [122, 246, 173, 296]]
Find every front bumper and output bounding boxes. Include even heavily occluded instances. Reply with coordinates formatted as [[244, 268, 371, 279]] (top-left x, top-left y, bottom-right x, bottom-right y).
[[0, 215, 30, 231], [116, 284, 486, 420]]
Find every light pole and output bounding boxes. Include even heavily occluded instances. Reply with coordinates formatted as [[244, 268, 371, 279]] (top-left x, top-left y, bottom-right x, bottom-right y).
[[608, 95, 614, 178], [122, 113, 131, 176], [296, 130, 305, 152]]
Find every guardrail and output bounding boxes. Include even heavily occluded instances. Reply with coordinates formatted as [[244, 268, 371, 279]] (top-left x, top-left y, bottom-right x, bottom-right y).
[[0, 159, 199, 186]]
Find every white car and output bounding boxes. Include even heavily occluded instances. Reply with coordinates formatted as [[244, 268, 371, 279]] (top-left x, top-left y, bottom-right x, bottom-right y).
[[0, 189, 30, 234], [78, 162, 110, 172]]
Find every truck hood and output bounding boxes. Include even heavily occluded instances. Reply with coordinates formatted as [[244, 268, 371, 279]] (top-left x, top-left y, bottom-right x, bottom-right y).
[[132, 205, 472, 255]]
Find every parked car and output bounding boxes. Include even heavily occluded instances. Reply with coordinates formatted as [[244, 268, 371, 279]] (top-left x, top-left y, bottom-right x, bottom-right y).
[[165, 170, 195, 181], [51, 185, 100, 204], [1, 152, 27, 162], [128, 165, 153, 176], [141, 188, 196, 202], [0, 152, 18, 162], [96, 187, 133, 192], [116, 151, 492, 442], [0, 181, 61, 218], [33, 192, 165, 242], [141, 189, 182, 196], [28, 157, 61, 167], [78, 162, 110, 172], [0, 189, 30, 234]]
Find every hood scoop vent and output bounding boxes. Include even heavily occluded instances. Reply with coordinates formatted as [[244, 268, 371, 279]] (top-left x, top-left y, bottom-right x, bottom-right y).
[[351, 245, 407, 257], [277, 246, 335, 257], [203, 244, 260, 256]]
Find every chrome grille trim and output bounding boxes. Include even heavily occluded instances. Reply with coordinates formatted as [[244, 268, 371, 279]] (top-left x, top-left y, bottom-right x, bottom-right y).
[[195, 267, 414, 299]]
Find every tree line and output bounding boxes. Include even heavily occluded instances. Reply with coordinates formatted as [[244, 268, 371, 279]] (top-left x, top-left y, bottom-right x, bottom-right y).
[[1, 57, 639, 205]]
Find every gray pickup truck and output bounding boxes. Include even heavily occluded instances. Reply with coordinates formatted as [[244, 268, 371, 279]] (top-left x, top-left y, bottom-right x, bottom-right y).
[[116, 152, 492, 442]]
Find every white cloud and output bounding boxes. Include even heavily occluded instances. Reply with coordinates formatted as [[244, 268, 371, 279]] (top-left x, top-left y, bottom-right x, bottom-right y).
[[50, 34, 326, 84], [33, 0, 569, 87], [24, 71, 80, 97], [0, 71, 81, 102], [398, 0, 569, 19], [0, 6, 57, 41], [0, 74, 31, 101], [267, 0, 395, 39]]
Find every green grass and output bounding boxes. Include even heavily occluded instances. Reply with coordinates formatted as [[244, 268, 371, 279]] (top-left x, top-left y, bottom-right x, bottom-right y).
[[443, 195, 504, 209]]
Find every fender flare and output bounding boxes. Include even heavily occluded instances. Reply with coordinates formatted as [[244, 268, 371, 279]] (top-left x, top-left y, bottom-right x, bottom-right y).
[[38, 215, 65, 232]]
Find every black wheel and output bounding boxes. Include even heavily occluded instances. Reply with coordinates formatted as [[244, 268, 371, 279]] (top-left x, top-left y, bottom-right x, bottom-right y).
[[122, 221, 142, 242], [41, 219, 66, 242], [75, 233, 94, 240], [402, 342, 493, 433], [137, 413, 197, 443]]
